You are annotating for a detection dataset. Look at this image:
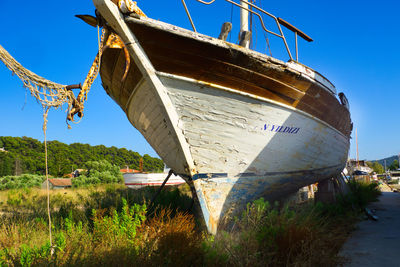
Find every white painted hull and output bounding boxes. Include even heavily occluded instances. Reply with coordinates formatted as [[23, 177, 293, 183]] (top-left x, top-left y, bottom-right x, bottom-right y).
[[94, 0, 351, 234], [126, 72, 349, 233], [123, 172, 185, 188], [128, 72, 348, 177], [163, 73, 348, 175]]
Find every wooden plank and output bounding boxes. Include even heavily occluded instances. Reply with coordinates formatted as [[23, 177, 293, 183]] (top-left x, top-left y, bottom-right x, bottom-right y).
[[277, 17, 313, 42], [110, 48, 126, 102], [120, 55, 143, 110]]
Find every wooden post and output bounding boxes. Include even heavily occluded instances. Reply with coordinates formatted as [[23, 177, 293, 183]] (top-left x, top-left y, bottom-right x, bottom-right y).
[[148, 169, 174, 207], [315, 175, 350, 204], [218, 22, 232, 41], [315, 178, 336, 204]]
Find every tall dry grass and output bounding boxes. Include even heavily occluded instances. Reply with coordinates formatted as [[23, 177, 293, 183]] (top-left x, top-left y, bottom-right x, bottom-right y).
[[0, 181, 381, 266]]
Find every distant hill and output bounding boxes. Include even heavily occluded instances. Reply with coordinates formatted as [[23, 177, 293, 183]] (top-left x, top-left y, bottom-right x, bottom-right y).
[[372, 155, 399, 168], [0, 136, 163, 177]]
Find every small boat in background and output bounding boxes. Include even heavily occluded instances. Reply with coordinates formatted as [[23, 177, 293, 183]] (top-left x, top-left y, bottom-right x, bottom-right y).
[[123, 168, 185, 188]]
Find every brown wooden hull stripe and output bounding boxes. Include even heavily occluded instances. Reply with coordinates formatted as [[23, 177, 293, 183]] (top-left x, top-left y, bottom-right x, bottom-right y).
[[99, 20, 351, 137]]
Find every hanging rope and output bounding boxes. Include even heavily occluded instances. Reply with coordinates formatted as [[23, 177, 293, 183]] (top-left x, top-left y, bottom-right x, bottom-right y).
[[0, 40, 105, 127], [0, 45, 75, 254], [0, 0, 143, 254], [264, 31, 272, 56], [42, 108, 54, 255], [0, 28, 105, 255], [97, 25, 102, 70], [0, 45, 73, 109]]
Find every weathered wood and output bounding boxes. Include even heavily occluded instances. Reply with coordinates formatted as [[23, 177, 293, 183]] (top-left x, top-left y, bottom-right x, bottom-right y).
[[95, 0, 196, 176], [148, 170, 174, 209], [239, 30, 251, 47], [277, 17, 313, 42], [95, 1, 352, 234], [315, 178, 336, 204], [218, 22, 232, 41], [116, 19, 351, 137]]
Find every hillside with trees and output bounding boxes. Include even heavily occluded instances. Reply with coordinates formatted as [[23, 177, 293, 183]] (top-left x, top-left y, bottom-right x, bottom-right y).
[[364, 155, 400, 174], [0, 136, 163, 177], [371, 155, 400, 172]]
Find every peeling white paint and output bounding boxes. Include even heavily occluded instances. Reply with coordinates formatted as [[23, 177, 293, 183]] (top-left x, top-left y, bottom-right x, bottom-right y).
[[161, 74, 348, 177]]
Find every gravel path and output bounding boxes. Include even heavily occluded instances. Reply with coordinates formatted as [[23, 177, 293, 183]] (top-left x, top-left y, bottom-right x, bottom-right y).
[[339, 191, 400, 266]]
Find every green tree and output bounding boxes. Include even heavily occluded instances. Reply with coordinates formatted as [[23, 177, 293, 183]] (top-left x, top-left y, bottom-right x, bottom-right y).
[[366, 161, 385, 174], [72, 160, 123, 187], [389, 160, 399, 171], [0, 152, 15, 176], [0, 136, 164, 178], [142, 154, 164, 172]]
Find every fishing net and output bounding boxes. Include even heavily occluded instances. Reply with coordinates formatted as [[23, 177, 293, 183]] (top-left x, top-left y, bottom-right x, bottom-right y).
[[0, 39, 104, 128], [0, 0, 145, 253], [0, 44, 75, 110], [0, 0, 145, 121], [0, 44, 77, 253]]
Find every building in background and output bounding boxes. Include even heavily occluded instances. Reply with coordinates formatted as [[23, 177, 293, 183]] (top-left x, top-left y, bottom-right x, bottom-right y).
[[42, 178, 72, 189]]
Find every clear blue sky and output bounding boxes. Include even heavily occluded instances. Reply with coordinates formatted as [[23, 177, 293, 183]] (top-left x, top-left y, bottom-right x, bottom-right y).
[[0, 0, 399, 160]]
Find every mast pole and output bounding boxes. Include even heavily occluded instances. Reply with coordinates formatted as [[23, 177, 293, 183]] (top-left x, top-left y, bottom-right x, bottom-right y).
[[240, 1, 249, 48]]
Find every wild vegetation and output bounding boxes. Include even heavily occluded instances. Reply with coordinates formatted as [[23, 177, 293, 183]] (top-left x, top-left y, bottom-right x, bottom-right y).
[[0, 174, 45, 190], [366, 159, 399, 173], [374, 155, 400, 171], [0, 159, 124, 190], [0, 180, 381, 266], [388, 159, 399, 170], [366, 161, 385, 174], [71, 160, 123, 187], [0, 136, 164, 177]]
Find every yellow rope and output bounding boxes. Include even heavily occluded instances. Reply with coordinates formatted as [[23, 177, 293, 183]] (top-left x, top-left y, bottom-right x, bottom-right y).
[[0, 22, 107, 256], [0, 45, 72, 109], [42, 108, 54, 255]]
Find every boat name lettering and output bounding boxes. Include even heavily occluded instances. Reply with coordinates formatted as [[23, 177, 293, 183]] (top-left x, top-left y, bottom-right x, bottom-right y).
[[263, 124, 300, 134]]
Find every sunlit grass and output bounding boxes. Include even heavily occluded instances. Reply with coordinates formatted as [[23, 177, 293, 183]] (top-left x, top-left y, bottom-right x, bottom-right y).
[[0, 181, 381, 266]]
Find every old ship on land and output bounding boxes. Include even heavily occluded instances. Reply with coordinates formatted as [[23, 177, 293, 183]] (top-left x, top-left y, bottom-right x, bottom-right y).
[[92, 0, 352, 233]]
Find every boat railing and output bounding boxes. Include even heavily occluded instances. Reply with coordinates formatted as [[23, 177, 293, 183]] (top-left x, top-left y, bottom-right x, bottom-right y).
[[180, 0, 313, 62]]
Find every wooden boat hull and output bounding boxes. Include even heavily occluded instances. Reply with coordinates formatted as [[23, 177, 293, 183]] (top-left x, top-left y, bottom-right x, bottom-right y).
[[94, 0, 351, 233], [124, 72, 348, 232]]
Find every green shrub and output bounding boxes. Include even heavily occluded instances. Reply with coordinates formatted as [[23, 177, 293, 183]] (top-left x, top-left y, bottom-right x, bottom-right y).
[[72, 160, 123, 188], [0, 174, 45, 190], [347, 179, 381, 207], [314, 180, 382, 218], [92, 198, 146, 245]]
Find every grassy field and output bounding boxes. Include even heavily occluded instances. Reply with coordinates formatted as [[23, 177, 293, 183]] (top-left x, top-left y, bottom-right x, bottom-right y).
[[0, 181, 381, 266]]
